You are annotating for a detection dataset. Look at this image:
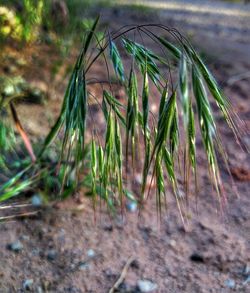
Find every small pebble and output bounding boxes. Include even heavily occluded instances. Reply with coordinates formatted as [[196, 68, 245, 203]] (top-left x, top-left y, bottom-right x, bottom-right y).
[[131, 259, 140, 269], [137, 280, 158, 292], [102, 224, 113, 232], [66, 286, 81, 293], [118, 282, 131, 291], [7, 240, 23, 252], [47, 249, 57, 261], [225, 279, 235, 289], [79, 262, 90, 270], [190, 253, 205, 263], [20, 235, 30, 241], [31, 194, 43, 207], [243, 275, 250, 286], [126, 201, 137, 212], [169, 239, 176, 248], [243, 264, 250, 276], [87, 249, 95, 258], [32, 248, 41, 256], [23, 279, 33, 290]]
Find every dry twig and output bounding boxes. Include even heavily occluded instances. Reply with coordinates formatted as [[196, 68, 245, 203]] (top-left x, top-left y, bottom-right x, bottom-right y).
[[109, 256, 135, 293]]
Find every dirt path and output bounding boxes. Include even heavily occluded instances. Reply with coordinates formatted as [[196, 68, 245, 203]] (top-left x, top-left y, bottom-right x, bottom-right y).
[[122, 0, 250, 63]]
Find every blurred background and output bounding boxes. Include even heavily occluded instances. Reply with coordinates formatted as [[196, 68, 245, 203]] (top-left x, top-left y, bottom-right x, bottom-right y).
[[0, 1, 250, 292]]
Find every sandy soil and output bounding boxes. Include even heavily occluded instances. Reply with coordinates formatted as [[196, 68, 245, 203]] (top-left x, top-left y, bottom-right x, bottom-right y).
[[0, 3, 250, 293]]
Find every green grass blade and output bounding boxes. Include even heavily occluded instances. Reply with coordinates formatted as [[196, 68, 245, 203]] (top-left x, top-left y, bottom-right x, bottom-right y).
[[115, 121, 123, 198], [170, 105, 179, 154], [192, 66, 222, 197], [0, 179, 33, 202], [188, 102, 196, 172], [122, 38, 161, 86], [103, 90, 126, 127], [126, 68, 138, 165], [154, 91, 176, 154], [157, 36, 181, 59], [162, 147, 177, 190], [179, 54, 189, 126], [83, 15, 100, 55], [109, 40, 125, 82], [91, 139, 97, 200], [142, 69, 149, 143]]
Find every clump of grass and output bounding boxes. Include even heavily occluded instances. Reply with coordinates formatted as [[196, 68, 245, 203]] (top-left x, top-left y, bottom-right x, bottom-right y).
[[0, 17, 247, 220]]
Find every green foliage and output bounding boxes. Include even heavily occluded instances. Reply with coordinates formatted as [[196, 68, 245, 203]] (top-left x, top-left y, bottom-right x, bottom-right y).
[[0, 19, 246, 218], [0, 6, 22, 41], [0, 0, 107, 48], [0, 0, 45, 42]]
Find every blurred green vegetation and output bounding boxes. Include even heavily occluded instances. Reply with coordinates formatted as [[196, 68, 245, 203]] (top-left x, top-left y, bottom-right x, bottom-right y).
[[1, 0, 46, 42], [0, 0, 112, 45]]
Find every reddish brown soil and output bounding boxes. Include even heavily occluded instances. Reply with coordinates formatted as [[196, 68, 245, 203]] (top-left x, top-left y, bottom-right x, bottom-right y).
[[0, 6, 249, 293]]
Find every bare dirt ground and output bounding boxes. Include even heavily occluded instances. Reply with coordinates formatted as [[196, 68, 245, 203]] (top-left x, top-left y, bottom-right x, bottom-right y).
[[0, 2, 250, 292]]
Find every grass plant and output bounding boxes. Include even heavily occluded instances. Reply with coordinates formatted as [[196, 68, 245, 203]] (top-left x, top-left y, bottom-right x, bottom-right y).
[[0, 17, 247, 219]]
